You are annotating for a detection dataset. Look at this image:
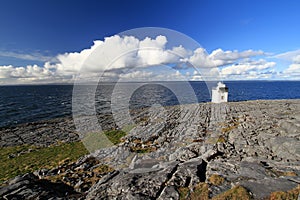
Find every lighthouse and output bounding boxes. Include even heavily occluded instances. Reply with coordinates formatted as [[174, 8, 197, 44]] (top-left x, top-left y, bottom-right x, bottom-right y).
[[211, 82, 228, 103]]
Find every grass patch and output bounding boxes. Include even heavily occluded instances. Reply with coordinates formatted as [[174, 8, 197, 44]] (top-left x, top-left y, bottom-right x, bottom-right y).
[[178, 184, 251, 200], [212, 185, 251, 200], [209, 174, 225, 186], [0, 141, 88, 185], [269, 185, 300, 200], [190, 183, 209, 200], [270, 169, 297, 177], [217, 136, 226, 143], [206, 136, 226, 144], [104, 130, 127, 145], [178, 187, 190, 199], [82, 129, 127, 152], [179, 183, 209, 200], [221, 119, 239, 134], [92, 164, 114, 175], [44, 157, 114, 191]]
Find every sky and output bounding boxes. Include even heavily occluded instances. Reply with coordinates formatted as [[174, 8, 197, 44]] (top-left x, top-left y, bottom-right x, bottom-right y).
[[0, 0, 300, 84]]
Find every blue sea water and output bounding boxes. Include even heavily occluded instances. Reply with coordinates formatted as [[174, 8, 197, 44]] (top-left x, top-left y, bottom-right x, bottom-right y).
[[0, 81, 300, 127]]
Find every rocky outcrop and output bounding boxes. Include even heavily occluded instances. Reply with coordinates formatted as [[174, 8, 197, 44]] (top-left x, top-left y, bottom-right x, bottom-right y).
[[0, 173, 80, 199], [88, 100, 300, 199], [0, 117, 78, 147], [1, 99, 300, 199]]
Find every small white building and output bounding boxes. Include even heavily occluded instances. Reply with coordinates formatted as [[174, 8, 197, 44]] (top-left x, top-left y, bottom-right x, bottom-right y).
[[211, 82, 228, 103]]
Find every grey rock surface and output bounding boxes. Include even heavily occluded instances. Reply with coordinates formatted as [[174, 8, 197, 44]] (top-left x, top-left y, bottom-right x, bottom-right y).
[[1, 99, 300, 199], [89, 100, 300, 199], [0, 117, 79, 147], [0, 173, 80, 199]]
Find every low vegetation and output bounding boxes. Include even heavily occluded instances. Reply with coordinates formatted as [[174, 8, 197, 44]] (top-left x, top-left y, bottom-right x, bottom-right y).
[[0, 141, 88, 185], [179, 184, 251, 200], [221, 118, 240, 134], [44, 157, 114, 192], [212, 185, 251, 200], [190, 183, 210, 200], [270, 169, 297, 177], [82, 129, 127, 152], [129, 138, 157, 153], [206, 135, 226, 144], [179, 183, 209, 200], [104, 129, 127, 145], [269, 185, 300, 200], [217, 136, 227, 143], [209, 174, 225, 186]]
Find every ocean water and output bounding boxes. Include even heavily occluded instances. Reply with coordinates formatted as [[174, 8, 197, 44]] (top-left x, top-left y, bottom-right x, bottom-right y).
[[0, 81, 300, 128]]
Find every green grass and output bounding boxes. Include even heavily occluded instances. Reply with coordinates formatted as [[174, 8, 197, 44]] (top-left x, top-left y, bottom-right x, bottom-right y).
[[82, 129, 127, 153], [0, 141, 88, 185], [104, 130, 127, 145]]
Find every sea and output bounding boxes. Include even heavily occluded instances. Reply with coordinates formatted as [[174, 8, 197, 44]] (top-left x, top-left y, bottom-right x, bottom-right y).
[[1, 81, 300, 128]]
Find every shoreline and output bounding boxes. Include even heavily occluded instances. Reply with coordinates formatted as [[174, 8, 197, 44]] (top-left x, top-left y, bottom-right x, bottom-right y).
[[1, 98, 300, 148], [2, 98, 300, 128]]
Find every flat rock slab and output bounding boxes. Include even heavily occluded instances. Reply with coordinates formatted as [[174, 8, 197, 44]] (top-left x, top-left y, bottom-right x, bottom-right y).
[[2, 99, 300, 199]]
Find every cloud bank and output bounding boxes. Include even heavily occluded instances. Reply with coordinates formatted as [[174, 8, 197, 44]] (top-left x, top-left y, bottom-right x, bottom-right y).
[[0, 34, 299, 84]]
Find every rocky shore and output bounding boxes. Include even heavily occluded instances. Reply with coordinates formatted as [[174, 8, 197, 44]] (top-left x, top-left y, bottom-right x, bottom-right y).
[[1, 99, 300, 199], [0, 117, 78, 147]]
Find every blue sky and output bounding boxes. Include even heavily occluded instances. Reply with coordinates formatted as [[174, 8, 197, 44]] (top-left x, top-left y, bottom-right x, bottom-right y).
[[0, 0, 300, 84]]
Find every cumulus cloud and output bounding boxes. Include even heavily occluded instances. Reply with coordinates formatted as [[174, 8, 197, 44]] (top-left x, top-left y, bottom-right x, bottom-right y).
[[0, 34, 275, 84], [274, 49, 300, 78], [0, 63, 70, 84], [181, 48, 264, 68], [0, 65, 51, 79], [218, 59, 276, 80], [54, 35, 185, 75], [221, 59, 275, 75], [283, 64, 300, 76], [293, 55, 300, 63]]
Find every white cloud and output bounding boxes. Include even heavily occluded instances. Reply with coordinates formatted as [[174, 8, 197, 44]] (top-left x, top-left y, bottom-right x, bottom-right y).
[[210, 49, 264, 61], [283, 63, 300, 75], [274, 49, 300, 62], [54, 35, 184, 75], [0, 35, 196, 84], [181, 48, 264, 68], [54, 36, 266, 77], [0, 51, 55, 62], [0, 66, 14, 78], [119, 70, 153, 80], [221, 59, 275, 75], [0, 63, 68, 84], [292, 55, 300, 64], [0, 34, 284, 84], [274, 49, 300, 78], [219, 59, 276, 80]]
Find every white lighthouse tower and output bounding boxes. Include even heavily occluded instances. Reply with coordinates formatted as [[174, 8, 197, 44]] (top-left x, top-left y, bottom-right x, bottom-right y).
[[211, 82, 228, 103]]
